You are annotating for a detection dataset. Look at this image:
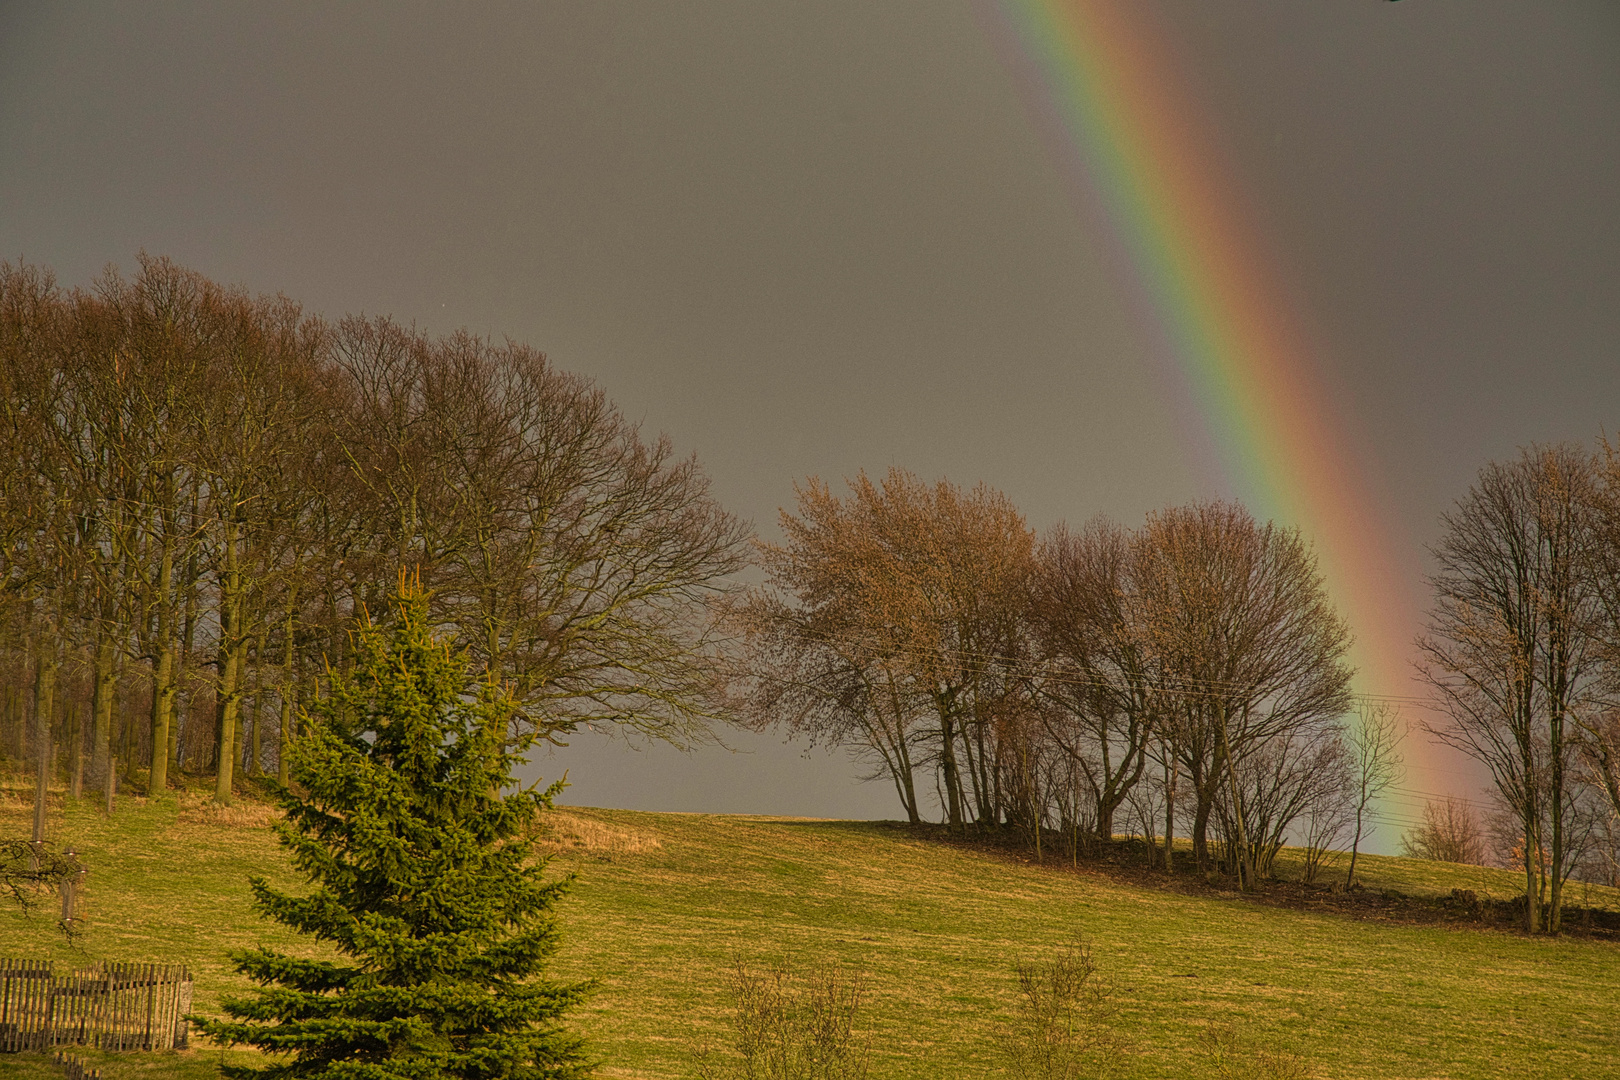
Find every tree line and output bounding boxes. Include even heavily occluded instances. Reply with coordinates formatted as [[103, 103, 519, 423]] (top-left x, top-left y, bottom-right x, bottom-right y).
[[0, 256, 747, 802], [6, 255, 1619, 936], [733, 470, 1378, 893], [737, 449, 1620, 926]]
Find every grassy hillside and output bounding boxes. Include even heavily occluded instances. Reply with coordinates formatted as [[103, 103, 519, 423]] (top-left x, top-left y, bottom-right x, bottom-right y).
[[0, 785, 1616, 1079]]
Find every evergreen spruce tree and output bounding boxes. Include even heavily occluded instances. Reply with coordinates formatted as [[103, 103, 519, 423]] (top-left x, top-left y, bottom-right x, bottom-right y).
[[197, 579, 593, 1079]]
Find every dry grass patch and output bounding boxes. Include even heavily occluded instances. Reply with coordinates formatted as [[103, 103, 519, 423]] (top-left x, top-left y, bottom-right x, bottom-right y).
[[175, 789, 284, 828], [540, 806, 663, 859]]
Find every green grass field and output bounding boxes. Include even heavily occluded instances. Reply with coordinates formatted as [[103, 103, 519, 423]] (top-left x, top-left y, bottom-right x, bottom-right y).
[[0, 784, 1616, 1079]]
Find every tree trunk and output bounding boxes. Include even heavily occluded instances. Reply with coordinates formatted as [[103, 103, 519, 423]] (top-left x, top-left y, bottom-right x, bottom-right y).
[[215, 519, 244, 803], [1345, 804, 1366, 888], [150, 639, 176, 794], [149, 526, 176, 795], [1549, 706, 1566, 934], [90, 620, 116, 787], [247, 637, 263, 777], [32, 621, 57, 845], [958, 718, 981, 827], [279, 605, 297, 786], [175, 541, 201, 774], [892, 733, 920, 825], [279, 679, 295, 788], [973, 715, 996, 825], [66, 704, 82, 799], [1217, 710, 1255, 890], [1163, 754, 1176, 873], [939, 709, 964, 831], [1523, 816, 1540, 934], [1191, 791, 1213, 868]]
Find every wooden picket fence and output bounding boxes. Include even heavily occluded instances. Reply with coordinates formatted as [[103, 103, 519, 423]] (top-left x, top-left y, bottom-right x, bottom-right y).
[[0, 960, 191, 1052]]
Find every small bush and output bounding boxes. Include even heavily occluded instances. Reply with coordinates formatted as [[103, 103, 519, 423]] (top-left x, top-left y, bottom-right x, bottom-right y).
[[998, 940, 1123, 1080], [1400, 797, 1487, 865], [1204, 1025, 1309, 1080], [693, 957, 869, 1080]]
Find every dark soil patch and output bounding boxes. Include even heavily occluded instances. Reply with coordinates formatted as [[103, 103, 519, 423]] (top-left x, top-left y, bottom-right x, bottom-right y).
[[905, 822, 1620, 940]]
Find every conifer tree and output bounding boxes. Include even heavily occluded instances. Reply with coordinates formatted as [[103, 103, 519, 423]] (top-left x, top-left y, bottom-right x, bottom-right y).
[[196, 577, 593, 1079]]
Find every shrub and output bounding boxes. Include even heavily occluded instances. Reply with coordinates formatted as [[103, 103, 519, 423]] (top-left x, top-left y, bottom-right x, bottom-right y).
[[997, 941, 1123, 1080], [1400, 797, 1487, 865], [693, 957, 869, 1080], [1204, 1025, 1309, 1080]]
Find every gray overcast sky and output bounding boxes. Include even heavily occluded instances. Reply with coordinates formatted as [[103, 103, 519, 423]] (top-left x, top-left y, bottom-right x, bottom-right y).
[[2, 2, 1617, 820]]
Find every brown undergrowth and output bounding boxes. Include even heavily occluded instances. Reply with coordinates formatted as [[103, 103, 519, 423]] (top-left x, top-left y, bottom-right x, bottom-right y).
[[922, 824, 1620, 940], [537, 807, 663, 860]]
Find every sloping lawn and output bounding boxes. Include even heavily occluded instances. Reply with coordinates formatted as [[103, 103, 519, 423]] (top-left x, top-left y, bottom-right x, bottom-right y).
[[0, 785, 1614, 1078]]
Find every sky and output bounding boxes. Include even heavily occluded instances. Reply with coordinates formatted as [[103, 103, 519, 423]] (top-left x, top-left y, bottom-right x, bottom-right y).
[[2, 2, 1617, 827]]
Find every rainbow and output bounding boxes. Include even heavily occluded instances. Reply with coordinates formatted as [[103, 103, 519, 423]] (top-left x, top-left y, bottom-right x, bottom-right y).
[[979, 0, 1465, 829]]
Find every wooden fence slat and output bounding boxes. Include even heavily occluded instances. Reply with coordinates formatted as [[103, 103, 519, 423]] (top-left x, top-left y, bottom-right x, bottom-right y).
[[101, 962, 112, 1052], [99, 962, 110, 1052], [31, 960, 43, 1051], [114, 962, 125, 1052], [21, 960, 29, 1052], [162, 965, 175, 1051], [38, 960, 48, 1051], [49, 966, 59, 1049], [158, 965, 170, 1051], [89, 964, 101, 1051], [177, 968, 191, 1050], [119, 962, 131, 1052], [40, 960, 51, 1051], [140, 962, 151, 1050], [29, 960, 42, 1051], [14, 959, 22, 1054]]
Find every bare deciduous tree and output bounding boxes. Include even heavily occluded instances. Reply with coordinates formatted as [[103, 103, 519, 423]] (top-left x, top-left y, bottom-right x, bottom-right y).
[[739, 470, 1032, 830], [1577, 437, 1620, 829], [1214, 726, 1352, 881], [1133, 503, 1354, 889], [1400, 797, 1487, 866], [1343, 702, 1404, 887], [332, 319, 748, 749], [1027, 521, 1155, 844], [1417, 444, 1600, 931]]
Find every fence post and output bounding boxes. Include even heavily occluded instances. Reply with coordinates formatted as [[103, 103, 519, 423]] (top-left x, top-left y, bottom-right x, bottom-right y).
[[1, 958, 11, 1052], [59, 850, 76, 927]]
